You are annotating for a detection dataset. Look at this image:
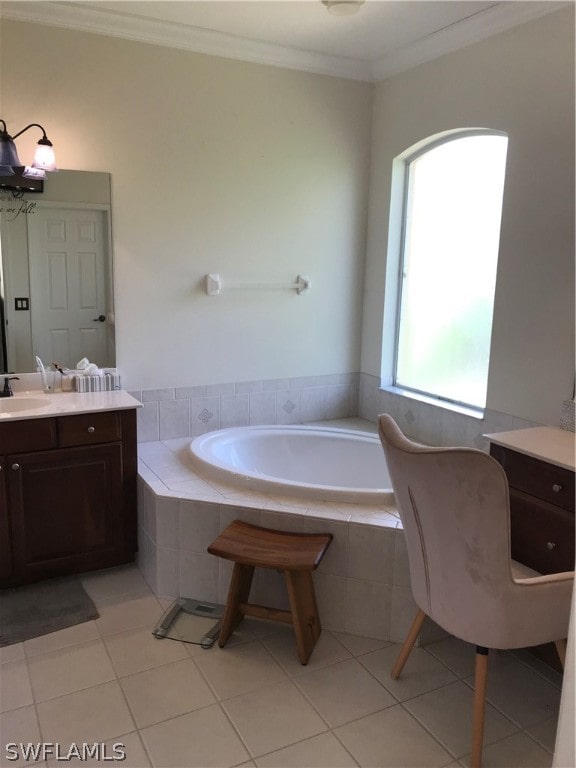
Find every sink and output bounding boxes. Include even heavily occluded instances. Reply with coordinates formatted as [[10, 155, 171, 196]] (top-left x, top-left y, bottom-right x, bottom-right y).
[[0, 397, 52, 413]]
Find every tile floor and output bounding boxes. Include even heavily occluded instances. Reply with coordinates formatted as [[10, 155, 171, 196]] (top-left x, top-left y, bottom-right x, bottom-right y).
[[0, 566, 564, 768]]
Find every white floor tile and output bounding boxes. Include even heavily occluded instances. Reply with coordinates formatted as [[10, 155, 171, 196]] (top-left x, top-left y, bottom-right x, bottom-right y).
[[525, 716, 558, 753], [27, 640, 116, 702], [45, 733, 150, 768], [36, 681, 135, 745], [464, 657, 561, 729], [2, 565, 564, 768], [332, 632, 393, 657], [120, 658, 216, 728], [81, 566, 151, 605], [194, 641, 287, 700], [459, 731, 553, 768], [255, 732, 358, 767], [222, 679, 328, 757], [262, 631, 351, 677], [104, 627, 189, 677], [23, 621, 100, 658], [0, 704, 41, 764], [0, 643, 25, 664], [359, 645, 457, 701], [140, 704, 249, 767], [424, 636, 477, 678], [404, 680, 518, 758], [95, 593, 163, 636], [335, 704, 453, 767], [295, 658, 396, 727], [0, 660, 34, 712]]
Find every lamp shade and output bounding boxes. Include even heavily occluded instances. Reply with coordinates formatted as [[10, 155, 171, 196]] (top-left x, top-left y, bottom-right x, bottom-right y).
[[32, 137, 57, 172], [0, 136, 22, 176]]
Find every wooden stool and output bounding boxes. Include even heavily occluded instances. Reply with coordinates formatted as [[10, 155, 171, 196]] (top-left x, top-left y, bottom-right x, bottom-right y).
[[207, 520, 333, 665]]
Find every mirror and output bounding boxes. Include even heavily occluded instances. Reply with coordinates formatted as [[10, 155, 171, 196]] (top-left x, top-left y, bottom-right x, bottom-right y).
[[0, 170, 114, 374]]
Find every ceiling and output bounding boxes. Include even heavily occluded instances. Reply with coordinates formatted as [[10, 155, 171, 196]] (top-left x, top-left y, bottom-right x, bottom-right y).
[[0, 0, 569, 81]]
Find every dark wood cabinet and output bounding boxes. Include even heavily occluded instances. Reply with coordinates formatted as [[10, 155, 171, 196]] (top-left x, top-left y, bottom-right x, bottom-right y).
[[490, 443, 575, 574], [489, 437, 574, 671], [0, 408, 137, 587], [0, 457, 13, 581]]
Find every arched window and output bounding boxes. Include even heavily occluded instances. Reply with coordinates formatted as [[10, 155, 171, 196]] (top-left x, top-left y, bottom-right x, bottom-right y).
[[393, 131, 508, 410]]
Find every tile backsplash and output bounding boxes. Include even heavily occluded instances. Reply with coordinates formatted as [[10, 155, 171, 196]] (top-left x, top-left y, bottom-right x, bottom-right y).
[[132, 373, 359, 442], [358, 373, 542, 450], [132, 370, 542, 447]]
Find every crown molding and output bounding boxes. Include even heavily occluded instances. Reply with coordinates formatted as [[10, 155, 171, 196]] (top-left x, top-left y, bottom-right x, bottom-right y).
[[371, 1, 571, 81], [1, 1, 570, 84], [0, 1, 372, 82]]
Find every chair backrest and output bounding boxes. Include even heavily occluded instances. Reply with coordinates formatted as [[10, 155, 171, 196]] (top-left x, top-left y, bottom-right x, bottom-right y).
[[378, 414, 516, 644]]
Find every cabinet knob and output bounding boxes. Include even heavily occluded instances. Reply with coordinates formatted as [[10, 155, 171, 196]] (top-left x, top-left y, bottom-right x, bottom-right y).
[[11, 463, 20, 471], [546, 542, 556, 550], [87, 426, 95, 433], [552, 483, 563, 493]]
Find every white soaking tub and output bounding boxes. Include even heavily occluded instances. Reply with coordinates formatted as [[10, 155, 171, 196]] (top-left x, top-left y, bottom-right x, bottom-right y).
[[189, 425, 394, 504]]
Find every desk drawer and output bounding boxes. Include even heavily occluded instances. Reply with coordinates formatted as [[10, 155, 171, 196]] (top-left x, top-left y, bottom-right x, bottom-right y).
[[491, 445, 574, 513], [58, 411, 121, 447], [510, 489, 575, 574]]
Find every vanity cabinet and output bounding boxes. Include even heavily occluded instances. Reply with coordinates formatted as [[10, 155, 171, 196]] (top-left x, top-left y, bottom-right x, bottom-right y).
[[0, 408, 137, 587], [490, 444, 575, 574]]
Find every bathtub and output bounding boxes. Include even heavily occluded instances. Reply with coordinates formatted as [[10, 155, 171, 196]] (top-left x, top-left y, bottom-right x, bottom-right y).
[[189, 425, 394, 505]]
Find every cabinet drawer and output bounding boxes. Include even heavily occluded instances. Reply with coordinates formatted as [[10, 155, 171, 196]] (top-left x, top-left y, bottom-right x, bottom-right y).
[[0, 418, 57, 453], [491, 445, 575, 513], [510, 489, 575, 574], [58, 411, 121, 447]]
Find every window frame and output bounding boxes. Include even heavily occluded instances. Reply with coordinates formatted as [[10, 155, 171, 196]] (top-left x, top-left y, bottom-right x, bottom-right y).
[[391, 128, 508, 412]]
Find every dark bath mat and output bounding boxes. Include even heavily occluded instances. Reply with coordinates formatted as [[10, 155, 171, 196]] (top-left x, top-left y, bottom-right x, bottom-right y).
[[0, 576, 99, 646]]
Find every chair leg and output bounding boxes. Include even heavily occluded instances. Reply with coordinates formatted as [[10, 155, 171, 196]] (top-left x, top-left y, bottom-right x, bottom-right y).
[[218, 563, 254, 648], [471, 646, 489, 768], [554, 639, 567, 669], [391, 609, 427, 679]]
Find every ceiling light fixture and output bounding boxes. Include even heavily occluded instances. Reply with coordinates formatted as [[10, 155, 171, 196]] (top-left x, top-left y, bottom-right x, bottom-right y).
[[322, 0, 365, 16], [0, 119, 58, 180]]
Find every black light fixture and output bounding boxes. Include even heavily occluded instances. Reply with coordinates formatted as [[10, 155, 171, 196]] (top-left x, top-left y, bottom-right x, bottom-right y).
[[0, 119, 58, 183]]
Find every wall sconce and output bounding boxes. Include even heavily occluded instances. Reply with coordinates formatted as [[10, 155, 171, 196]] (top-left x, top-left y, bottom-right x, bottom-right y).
[[321, 1, 365, 16], [0, 119, 58, 180]]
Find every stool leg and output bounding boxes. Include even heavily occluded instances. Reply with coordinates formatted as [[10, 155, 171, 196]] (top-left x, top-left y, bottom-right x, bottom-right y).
[[284, 570, 321, 665], [219, 563, 254, 648]]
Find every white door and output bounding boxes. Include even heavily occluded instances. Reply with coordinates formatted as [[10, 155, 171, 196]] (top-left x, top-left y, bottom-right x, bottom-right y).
[[27, 207, 110, 369]]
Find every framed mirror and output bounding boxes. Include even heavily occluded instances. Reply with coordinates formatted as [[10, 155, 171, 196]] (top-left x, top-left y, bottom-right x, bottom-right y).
[[0, 170, 114, 374]]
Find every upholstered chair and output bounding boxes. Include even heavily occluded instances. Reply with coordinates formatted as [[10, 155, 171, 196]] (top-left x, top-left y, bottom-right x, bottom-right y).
[[378, 414, 574, 768]]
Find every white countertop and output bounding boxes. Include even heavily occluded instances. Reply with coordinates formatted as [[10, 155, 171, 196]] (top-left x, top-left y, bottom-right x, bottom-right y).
[[0, 390, 142, 422], [484, 426, 575, 472]]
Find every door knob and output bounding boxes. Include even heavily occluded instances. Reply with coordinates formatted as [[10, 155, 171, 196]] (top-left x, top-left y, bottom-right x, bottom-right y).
[[93, 314, 106, 323]]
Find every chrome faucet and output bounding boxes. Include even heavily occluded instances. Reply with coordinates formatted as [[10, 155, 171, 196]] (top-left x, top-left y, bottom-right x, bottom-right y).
[[1, 376, 19, 398]]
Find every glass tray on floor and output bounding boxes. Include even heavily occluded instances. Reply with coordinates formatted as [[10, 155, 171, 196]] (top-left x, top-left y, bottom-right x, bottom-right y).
[[152, 598, 223, 648]]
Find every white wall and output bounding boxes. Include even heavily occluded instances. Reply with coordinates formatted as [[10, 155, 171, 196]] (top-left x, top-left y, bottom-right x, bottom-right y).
[[362, 8, 575, 426], [1, 20, 373, 390]]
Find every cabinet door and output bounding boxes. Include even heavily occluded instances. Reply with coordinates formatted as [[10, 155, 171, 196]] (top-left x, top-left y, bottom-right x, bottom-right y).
[[0, 458, 13, 581], [7, 443, 126, 584]]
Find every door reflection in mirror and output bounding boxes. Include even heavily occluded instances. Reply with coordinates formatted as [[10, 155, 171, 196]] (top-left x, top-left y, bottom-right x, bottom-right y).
[[0, 170, 114, 373]]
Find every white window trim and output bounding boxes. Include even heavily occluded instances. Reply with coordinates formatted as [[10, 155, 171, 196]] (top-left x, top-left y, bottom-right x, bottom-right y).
[[381, 127, 507, 416]]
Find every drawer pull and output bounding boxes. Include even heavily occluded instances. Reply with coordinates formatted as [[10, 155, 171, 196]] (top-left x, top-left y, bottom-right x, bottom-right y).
[[87, 426, 95, 433], [546, 542, 556, 550], [552, 483, 563, 493], [11, 463, 20, 471]]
